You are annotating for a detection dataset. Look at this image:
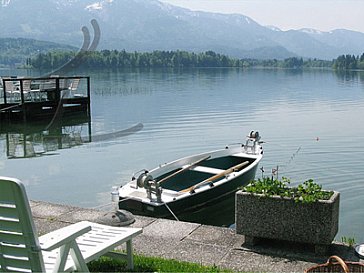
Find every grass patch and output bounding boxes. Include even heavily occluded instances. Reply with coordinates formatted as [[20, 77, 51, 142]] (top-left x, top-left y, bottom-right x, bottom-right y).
[[88, 255, 233, 272]]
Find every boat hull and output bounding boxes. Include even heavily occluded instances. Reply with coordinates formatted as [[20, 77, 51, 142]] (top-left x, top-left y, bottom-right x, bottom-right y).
[[119, 160, 260, 218], [118, 132, 263, 220]]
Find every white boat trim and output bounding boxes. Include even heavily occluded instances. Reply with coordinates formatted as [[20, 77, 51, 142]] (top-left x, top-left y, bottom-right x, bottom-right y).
[[118, 131, 263, 212]]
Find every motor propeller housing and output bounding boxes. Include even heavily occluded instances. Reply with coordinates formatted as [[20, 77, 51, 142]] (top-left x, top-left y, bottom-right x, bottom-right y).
[[136, 173, 154, 189], [136, 173, 162, 203]]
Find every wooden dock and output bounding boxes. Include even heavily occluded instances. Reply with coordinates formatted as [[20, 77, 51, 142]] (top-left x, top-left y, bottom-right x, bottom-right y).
[[0, 76, 91, 123]]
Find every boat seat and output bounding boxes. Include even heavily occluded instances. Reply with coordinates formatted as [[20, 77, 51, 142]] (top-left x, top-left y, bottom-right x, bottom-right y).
[[232, 153, 254, 158], [189, 165, 225, 174]]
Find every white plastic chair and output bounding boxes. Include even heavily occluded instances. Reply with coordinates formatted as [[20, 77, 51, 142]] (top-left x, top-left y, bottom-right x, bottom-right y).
[[23, 79, 44, 101], [59, 78, 80, 98], [0, 176, 142, 272], [50, 75, 69, 92], [69, 79, 80, 92], [21, 80, 38, 101], [4, 80, 20, 102], [69, 78, 83, 97]]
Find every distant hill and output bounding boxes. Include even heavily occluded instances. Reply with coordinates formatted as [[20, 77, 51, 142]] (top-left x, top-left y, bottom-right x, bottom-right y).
[[0, 38, 76, 66], [1, 0, 364, 60]]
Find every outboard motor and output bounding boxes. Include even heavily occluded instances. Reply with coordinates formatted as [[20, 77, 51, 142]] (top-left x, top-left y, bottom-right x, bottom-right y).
[[245, 131, 262, 155], [136, 172, 154, 188], [249, 130, 261, 141], [136, 173, 162, 203]]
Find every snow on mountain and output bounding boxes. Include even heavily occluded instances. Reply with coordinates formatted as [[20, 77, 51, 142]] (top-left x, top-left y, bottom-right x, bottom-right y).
[[1, 0, 11, 7], [85, 0, 115, 11], [266, 25, 282, 32], [86, 2, 103, 10], [299, 28, 324, 35], [0, 0, 363, 59]]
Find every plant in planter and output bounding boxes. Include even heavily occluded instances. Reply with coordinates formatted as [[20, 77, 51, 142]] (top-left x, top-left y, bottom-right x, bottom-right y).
[[235, 177, 340, 255], [243, 177, 333, 203]]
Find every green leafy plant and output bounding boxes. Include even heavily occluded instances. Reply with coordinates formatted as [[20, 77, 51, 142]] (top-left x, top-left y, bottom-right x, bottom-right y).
[[341, 236, 356, 248], [242, 177, 333, 203]]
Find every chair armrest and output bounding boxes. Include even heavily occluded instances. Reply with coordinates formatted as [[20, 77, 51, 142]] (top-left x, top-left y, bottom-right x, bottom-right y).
[[39, 221, 91, 251]]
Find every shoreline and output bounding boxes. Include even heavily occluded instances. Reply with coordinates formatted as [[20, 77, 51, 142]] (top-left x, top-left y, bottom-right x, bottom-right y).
[[30, 200, 361, 272]]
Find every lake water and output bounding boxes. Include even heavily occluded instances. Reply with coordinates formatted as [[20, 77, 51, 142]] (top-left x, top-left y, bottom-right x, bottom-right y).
[[1, 68, 364, 242]]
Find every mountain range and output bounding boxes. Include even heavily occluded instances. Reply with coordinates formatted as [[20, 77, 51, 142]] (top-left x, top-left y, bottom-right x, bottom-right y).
[[1, 0, 364, 60]]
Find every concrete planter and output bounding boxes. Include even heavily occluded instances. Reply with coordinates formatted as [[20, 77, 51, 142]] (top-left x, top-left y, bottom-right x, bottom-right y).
[[235, 190, 340, 254]]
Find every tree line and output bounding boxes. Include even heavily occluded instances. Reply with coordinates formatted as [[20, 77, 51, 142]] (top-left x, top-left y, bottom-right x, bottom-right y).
[[0, 38, 362, 70], [332, 54, 364, 70], [0, 38, 75, 67], [28, 49, 333, 70]]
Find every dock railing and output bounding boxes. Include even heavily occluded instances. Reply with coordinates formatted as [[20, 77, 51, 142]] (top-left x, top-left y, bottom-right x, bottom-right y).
[[0, 76, 91, 122], [1, 76, 90, 104]]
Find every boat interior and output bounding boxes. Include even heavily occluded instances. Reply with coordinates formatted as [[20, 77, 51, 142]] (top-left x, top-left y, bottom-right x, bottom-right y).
[[157, 155, 254, 192]]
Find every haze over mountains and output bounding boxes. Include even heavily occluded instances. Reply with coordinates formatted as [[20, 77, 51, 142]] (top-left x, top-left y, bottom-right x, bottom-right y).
[[1, 0, 363, 60]]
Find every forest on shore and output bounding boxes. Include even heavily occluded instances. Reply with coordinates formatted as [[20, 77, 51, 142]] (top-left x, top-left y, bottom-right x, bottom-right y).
[[27, 49, 364, 71], [27, 49, 330, 70], [1, 38, 363, 70]]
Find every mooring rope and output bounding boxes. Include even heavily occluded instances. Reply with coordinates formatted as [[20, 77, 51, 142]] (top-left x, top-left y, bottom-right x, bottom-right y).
[[163, 202, 180, 221]]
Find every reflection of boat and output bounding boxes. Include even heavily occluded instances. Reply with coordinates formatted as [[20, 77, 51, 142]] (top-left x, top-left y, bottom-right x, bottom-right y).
[[118, 131, 263, 218], [177, 192, 236, 227]]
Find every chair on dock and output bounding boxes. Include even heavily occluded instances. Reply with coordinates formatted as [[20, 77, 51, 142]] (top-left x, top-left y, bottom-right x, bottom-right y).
[[4, 80, 20, 102], [59, 79, 70, 90], [58, 78, 80, 98], [0, 176, 142, 272], [3, 79, 34, 102], [22, 79, 40, 101], [50, 75, 70, 94], [68, 78, 82, 97]]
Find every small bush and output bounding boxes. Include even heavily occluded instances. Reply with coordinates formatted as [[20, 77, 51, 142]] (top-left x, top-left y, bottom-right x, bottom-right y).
[[242, 177, 333, 203]]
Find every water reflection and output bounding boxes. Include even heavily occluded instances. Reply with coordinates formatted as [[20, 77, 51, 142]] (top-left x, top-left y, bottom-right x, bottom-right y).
[[2, 68, 364, 242], [178, 194, 236, 227], [334, 70, 364, 84], [1, 116, 143, 159], [2, 116, 91, 159]]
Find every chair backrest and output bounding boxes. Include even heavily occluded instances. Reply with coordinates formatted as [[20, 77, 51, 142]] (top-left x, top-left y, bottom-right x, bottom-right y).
[[0, 177, 45, 272], [69, 79, 80, 91], [50, 75, 68, 89], [22, 80, 31, 92], [4, 80, 15, 92]]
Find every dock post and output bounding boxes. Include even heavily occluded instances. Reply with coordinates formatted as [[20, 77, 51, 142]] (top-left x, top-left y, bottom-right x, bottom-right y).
[[87, 116, 92, 143], [55, 78, 61, 102], [2, 78, 6, 104], [5, 133, 10, 158], [87, 77, 91, 118], [20, 80, 27, 123]]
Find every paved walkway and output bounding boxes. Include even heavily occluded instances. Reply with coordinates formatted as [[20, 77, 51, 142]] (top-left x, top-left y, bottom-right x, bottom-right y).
[[30, 200, 362, 272]]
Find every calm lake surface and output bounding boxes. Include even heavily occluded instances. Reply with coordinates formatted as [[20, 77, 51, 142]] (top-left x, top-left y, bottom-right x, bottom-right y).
[[1, 68, 364, 242]]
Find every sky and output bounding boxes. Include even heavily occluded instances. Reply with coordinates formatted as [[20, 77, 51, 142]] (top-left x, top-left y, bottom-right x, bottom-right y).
[[160, 0, 364, 33]]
